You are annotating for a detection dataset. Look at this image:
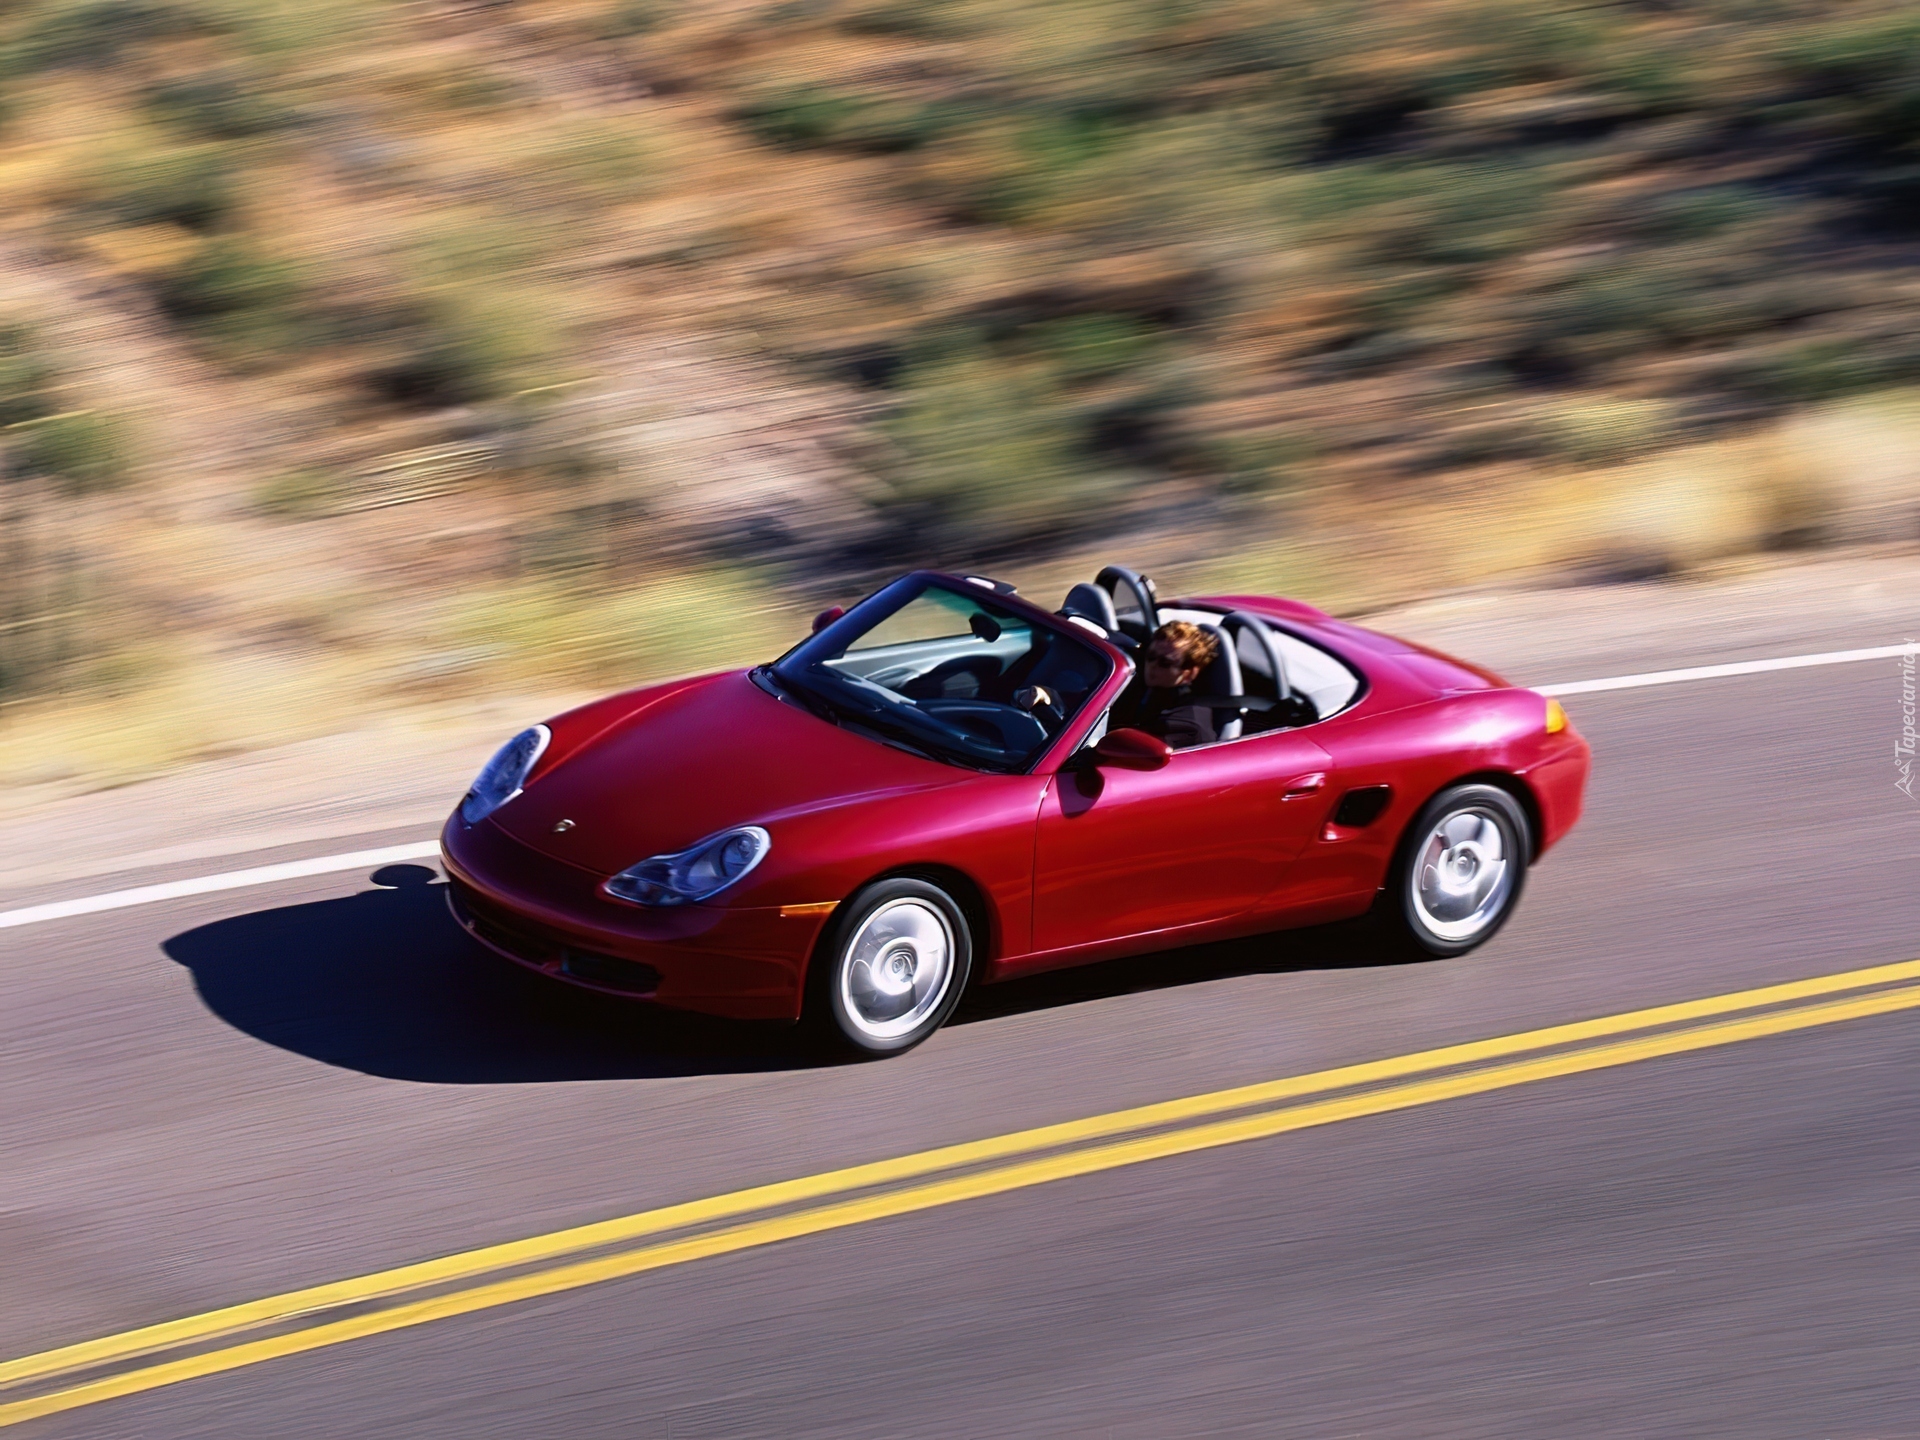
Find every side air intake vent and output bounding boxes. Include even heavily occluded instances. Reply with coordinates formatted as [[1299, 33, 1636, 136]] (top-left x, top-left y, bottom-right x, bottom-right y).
[[1333, 785, 1392, 828]]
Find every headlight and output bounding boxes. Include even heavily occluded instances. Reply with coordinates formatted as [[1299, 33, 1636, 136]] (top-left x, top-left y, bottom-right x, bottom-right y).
[[604, 826, 771, 907], [459, 725, 550, 825]]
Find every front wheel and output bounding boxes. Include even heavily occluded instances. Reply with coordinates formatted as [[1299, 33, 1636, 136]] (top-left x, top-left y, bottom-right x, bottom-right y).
[[809, 878, 973, 1056], [1386, 783, 1531, 957]]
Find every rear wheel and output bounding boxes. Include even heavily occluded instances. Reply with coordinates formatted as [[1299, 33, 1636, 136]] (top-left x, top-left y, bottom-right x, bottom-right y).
[[1386, 783, 1531, 957], [810, 878, 972, 1056]]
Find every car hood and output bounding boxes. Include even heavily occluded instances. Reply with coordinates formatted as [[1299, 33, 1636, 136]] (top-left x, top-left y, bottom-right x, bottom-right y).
[[488, 670, 962, 875]]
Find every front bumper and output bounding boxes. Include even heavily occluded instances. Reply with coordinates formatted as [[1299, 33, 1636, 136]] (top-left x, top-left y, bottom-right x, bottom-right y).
[[1520, 726, 1591, 858], [440, 814, 824, 1021]]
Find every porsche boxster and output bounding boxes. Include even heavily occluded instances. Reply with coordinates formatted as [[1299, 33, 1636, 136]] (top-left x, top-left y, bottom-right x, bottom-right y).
[[441, 567, 1590, 1055]]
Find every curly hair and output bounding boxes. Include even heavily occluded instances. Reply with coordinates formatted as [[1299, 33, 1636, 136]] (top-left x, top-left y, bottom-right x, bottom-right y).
[[1152, 619, 1219, 671]]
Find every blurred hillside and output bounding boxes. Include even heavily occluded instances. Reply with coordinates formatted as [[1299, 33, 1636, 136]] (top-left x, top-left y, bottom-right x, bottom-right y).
[[3, 0, 1920, 783]]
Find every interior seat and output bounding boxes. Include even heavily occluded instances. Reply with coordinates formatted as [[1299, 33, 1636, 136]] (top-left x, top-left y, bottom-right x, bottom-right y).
[[1094, 565, 1159, 644], [1222, 611, 1286, 701], [1193, 623, 1244, 742], [899, 655, 998, 700], [1221, 610, 1318, 732]]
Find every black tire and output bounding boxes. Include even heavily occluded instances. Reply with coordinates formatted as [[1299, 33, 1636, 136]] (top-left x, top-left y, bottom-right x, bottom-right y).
[[1383, 782, 1531, 958], [807, 877, 973, 1057]]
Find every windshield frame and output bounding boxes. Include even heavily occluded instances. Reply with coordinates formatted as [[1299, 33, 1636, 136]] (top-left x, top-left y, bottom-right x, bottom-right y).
[[766, 572, 1123, 775]]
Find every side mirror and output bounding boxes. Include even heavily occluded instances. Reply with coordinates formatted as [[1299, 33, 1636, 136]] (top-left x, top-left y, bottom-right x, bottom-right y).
[[812, 606, 846, 634], [1093, 727, 1173, 771]]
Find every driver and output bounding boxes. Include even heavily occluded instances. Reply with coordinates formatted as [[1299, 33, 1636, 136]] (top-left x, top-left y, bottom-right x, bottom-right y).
[[1017, 620, 1219, 749], [1107, 621, 1219, 749]]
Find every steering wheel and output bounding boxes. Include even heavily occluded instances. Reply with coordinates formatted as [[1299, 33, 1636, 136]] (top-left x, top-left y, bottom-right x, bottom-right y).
[[1095, 566, 1159, 642], [917, 699, 1048, 753]]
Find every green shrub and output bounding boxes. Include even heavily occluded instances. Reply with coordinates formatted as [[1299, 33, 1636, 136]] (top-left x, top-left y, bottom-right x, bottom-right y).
[[423, 63, 515, 113], [1460, 2, 1615, 88], [217, 0, 377, 58], [17, 411, 132, 494], [1419, 417, 1548, 471], [1544, 266, 1681, 343], [1025, 314, 1158, 383], [967, 110, 1138, 223], [153, 239, 309, 358], [1204, 430, 1316, 495], [79, 141, 236, 232], [1297, 156, 1558, 277], [1732, 336, 1920, 402], [251, 466, 341, 518], [360, 284, 570, 408], [839, 1, 962, 39], [1631, 186, 1774, 242], [438, 568, 779, 690], [528, 119, 653, 204], [0, 513, 110, 700], [599, 0, 674, 38], [19, 0, 215, 70], [143, 68, 290, 139], [1543, 397, 1675, 466], [880, 350, 1133, 546], [833, 0, 967, 37], [410, 214, 549, 282], [1589, 36, 1712, 115], [738, 86, 871, 148], [1786, 15, 1920, 122], [0, 327, 56, 428]]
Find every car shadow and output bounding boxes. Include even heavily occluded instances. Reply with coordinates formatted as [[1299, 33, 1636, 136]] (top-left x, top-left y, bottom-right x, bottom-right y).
[[162, 866, 825, 1083], [951, 913, 1418, 1026], [165, 866, 1422, 1084]]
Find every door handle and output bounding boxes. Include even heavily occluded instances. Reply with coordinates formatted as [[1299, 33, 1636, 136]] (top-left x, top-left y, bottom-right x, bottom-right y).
[[1281, 772, 1327, 800]]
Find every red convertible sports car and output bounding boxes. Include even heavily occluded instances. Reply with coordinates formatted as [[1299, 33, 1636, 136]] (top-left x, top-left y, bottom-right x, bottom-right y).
[[442, 567, 1590, 1055]]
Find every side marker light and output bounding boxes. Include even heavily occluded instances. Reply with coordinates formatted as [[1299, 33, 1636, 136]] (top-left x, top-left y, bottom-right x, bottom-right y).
[[1545, 698, 1568, 734], [779, 901, 839, 919]]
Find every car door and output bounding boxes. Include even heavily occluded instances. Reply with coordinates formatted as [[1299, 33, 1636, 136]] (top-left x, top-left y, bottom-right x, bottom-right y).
[[1028, 728, 1336, 955]]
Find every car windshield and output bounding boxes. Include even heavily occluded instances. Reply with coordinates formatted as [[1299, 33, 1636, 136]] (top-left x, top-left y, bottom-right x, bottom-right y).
[[767, 577, 1113, 772]]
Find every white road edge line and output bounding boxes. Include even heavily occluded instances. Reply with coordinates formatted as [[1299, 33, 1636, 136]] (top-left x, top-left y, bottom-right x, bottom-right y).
[[0, 842, 442, 931], [1538, 642, 1918, 696], [2, 641, 1916, 933]]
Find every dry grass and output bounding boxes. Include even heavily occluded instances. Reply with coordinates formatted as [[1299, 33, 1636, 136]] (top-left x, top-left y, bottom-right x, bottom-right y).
[[19, 388, 1916, 801]]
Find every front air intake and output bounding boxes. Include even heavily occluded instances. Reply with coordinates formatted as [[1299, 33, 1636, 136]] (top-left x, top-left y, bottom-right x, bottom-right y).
[[559, 951, 662, 996]]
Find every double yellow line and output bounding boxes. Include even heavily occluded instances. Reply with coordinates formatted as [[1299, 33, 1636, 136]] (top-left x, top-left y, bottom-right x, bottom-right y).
[[8, 957, 1920, 1428]]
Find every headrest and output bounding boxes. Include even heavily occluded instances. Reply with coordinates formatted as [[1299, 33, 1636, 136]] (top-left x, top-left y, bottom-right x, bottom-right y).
[[1059, 582, 1119, 632], [1192, 624, 1244, 741], [1191, 624, 1241, 699]]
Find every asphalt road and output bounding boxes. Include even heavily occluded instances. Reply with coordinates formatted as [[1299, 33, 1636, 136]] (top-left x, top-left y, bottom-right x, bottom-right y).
[[4, 633, 1919, 1436]]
